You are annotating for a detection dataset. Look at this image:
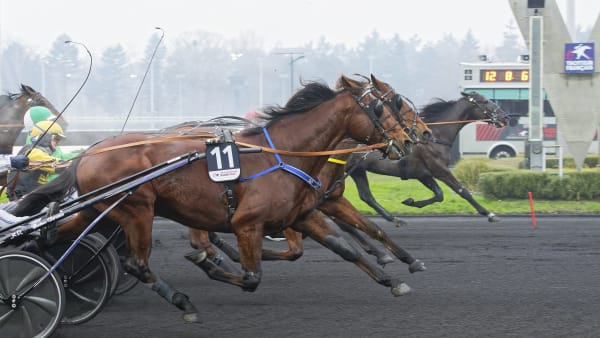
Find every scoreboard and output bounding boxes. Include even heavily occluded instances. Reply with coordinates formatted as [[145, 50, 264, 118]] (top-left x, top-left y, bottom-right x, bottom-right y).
[[460, 62, 530, 88], [479, 68, 529, 83]]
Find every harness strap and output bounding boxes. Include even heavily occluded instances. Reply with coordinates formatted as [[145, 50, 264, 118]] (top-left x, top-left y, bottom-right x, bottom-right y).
[[239, 127, 322, 189]]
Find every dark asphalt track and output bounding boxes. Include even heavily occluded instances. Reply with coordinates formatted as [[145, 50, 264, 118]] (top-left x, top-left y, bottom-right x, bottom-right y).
[[53, 215, 600, 338]]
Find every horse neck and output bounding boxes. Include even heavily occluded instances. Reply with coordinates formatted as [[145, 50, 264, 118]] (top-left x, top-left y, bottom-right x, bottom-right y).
[[257, 98, 359, 173], [430, 100, 480, 145]]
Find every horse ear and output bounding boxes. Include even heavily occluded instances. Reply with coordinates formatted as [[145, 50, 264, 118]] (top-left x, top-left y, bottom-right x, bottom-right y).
[[370, 74, 381, 88], [336, 74, 351, 89], [21, 84, 36, 94]]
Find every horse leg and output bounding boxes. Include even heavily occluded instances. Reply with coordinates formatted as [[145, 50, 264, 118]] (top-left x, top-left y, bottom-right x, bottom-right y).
[[435, 174, 500, 222], [350, 167, 407, 227], [229, 222, 266, 292], [208, 228, 304, 262], [260, 227, 304, 260], [117, 210, 199, 322], [322, 197, 425, 273], [185, 229, 245, 286], [402, 176, 444, 208], [293, 210, 411, 297], [333, 220, 394, 266]]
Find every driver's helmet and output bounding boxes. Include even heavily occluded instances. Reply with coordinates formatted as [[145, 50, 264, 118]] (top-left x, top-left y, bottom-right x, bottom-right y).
[[30, 120, 66, 146]]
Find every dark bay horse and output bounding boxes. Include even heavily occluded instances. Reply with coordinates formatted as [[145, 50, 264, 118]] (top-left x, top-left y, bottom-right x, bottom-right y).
[[13, 79, 414, 322], [185, 74, 432, 283], [0, 84, 63, 155], [346, 91, 510, 225]]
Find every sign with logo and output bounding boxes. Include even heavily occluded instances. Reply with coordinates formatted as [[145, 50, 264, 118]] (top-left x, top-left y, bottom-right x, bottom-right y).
[[564, 42, 595, 73], [206, 142, 241, 182]]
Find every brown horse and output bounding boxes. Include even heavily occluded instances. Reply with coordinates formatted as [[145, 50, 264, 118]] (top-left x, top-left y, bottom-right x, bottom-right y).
[[13, 79, 414, 322], [190, 74, 434, 275], [0, 84, 63, 155]]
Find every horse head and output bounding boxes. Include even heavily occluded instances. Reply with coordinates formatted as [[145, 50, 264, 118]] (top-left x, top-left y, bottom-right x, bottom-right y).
[[460, 91, 509, 128], [370, 74, 432, 144], [20, 84, 68, 130], [337, 75, 412, 160]]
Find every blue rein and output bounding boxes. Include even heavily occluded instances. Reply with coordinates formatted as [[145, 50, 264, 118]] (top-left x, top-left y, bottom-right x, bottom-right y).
[[239, 127, 322, 189]]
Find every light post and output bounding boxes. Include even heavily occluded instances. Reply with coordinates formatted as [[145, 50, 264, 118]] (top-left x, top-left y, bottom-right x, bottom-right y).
[[276, 51, 305, 96]]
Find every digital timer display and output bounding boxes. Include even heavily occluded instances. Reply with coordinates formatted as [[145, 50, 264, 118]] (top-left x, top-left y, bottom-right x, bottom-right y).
[[480, 69, 529, 83]]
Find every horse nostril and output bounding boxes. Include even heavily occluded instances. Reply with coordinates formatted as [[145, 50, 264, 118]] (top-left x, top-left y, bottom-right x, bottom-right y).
[[423, 131, 433, 142]]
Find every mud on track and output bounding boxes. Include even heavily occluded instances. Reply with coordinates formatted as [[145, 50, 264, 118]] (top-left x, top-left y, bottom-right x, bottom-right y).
[[53, 216, 600, 338]]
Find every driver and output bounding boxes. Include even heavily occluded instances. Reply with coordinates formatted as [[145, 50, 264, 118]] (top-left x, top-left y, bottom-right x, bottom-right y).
[[7, 120, 66, 201]]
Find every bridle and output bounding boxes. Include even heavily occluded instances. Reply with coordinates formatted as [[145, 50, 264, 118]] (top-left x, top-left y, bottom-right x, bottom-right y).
[[465, 93, 505, 127], [349, 84, 404, 158], [375, 86, 421, 142]]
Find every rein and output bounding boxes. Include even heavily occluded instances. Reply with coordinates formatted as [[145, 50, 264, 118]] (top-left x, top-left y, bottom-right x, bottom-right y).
[[425, 118, 491, 126], [22, 133, 388, 171]]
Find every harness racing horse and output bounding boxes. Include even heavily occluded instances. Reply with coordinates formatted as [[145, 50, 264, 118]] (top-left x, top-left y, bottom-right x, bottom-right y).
[[13, 79, 415, 323], [0, 84, 63, 155], [191, 74, 434, 274], [346, 91, 510, 225]]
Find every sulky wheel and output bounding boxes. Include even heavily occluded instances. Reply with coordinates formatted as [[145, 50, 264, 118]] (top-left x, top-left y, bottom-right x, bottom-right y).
[[85, 233, 122, 298], [0, 250, 66, 338], [41, 236, 111, 325]]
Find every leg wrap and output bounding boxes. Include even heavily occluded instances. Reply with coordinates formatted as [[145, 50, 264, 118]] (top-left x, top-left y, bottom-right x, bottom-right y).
[[322, 234, 359, 261], [146, 277, 176, 303]]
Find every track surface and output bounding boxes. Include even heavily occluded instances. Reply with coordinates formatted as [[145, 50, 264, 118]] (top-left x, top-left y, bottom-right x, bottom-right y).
[[53, 216, 600, 338]]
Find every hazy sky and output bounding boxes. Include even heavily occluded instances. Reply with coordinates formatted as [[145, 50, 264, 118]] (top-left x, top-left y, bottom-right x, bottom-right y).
[[1, 0, 599, 58]]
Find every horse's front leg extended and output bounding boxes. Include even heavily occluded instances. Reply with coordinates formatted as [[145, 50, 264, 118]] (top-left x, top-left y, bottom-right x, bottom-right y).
[[333, 220, 394, 266], [322, 197, 425, 273], [293, 210, 411, 297], [350, 168, 399, 224], [402, 176, 443, 208], [436, 174, 500, 222]]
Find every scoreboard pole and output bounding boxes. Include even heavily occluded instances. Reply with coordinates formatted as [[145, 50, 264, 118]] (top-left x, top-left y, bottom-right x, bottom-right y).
[[527, 15, 544, 171]]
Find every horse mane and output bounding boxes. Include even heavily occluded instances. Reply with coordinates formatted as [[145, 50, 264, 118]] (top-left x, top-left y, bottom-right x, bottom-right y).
[[419, 98, 459, 122], [0, 92, 19, 109], [242, 81, 337, 136]]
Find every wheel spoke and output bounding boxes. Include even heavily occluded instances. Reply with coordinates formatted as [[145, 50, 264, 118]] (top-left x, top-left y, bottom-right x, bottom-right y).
[[20, 305, 36, 338], [0, 260, 11, 296], [23, 295, 59, 315], [67, 288, 97, 305], [14, 266, 46, 293], [0, 308, 16, 328], [70, 265, 102, 285]]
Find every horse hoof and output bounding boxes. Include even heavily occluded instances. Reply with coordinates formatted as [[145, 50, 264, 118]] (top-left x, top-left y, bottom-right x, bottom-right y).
[[392, 217, 408, 227], [182, 312, 200, 323], [487, 213, 501, 222], [408, 259, 426, 273], [391, 283, 411, 297], [184, 249, 208, 264], [377, 254, 395, 266], [401, 198, 414, 206]]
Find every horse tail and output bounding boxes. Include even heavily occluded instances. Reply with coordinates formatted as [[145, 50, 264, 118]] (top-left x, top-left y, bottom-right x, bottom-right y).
[[12, 158, 80, 217]]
